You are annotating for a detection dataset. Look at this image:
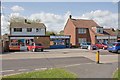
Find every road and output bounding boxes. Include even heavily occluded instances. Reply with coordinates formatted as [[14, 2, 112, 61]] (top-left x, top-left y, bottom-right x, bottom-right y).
[[1, 49, 119, 78], [2, 57, 95, 76]]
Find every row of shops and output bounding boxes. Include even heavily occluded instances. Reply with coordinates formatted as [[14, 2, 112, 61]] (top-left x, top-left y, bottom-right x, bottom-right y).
[[1, 35, 71, 52]]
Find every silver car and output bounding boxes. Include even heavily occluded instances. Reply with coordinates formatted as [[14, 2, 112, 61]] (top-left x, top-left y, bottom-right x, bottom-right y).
[[80, 42, 91, 49]]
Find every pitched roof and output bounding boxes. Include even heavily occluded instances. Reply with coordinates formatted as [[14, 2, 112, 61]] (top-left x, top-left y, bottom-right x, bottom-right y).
[[71, 19, 100, 28], [103, 28, 116, 36], [95, 28, 116, 36], [10, 22, 46, 28]]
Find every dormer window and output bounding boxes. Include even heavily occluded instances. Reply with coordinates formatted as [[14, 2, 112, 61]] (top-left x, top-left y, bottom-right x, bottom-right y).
[[97, 27, 103, 33]]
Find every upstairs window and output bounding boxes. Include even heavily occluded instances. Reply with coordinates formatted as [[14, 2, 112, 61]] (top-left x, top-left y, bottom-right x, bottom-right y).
[[78, 38, 86, 43], [27, 28, 32, 32], [97, 28, 103, 33], [78, 28, 86, 34], [36, 28, 41, 32], [14, 28, 22, 32]]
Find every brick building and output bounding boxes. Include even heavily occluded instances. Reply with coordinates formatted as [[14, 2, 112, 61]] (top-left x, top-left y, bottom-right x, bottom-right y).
[[64, 15, 117, 46], [117, 30, 120, 42]]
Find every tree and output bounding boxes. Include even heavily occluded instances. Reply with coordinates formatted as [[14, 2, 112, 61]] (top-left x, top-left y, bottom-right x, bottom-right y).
[[46, 31, 56, 36], [59, 30, 64, 35]]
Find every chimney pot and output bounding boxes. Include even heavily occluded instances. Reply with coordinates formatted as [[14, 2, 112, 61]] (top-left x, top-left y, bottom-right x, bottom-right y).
[[69, 15, 72, 19], [25, 19, 27, 23]]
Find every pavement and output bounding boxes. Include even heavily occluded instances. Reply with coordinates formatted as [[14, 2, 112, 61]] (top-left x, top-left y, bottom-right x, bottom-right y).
[[64, 62, 118, 78], [0, 49, 119, 78], [1, 49, 118, 63]]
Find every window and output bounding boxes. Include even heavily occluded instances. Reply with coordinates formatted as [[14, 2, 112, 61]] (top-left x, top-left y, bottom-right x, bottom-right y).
[[27, 28, 32, 32], [78, 28, 86, 34], [14, 28, 22, 32], [97, 28, 103, 33], [78, 38, 86, 43], [36, 28, 41, 32]]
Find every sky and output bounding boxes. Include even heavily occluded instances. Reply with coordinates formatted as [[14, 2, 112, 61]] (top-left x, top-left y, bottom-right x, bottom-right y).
[[1, 2, 118, 35]]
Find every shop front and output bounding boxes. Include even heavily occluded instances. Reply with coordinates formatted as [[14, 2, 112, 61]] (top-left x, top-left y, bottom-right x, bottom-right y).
[[96, 36, 117, 44], [50, 35, 71, 49], [9, 37, 34, 51]]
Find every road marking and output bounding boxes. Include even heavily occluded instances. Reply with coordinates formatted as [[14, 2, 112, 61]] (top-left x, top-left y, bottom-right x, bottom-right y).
[[0, 70, 14, 73], [35, 68, 47, 71], [3, 68, 48, 77], [40, 68, 47, 70], [3, 72, 26, 77], [35, 68, 41, 71], [18, 69, 29, 71]]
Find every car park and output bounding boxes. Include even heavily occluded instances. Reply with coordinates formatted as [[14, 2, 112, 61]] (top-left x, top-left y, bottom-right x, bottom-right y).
[[27, 43, 44, 52], [107, 42, 120, 53]]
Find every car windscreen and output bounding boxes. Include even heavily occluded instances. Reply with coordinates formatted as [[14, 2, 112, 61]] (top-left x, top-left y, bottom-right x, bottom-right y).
[[102, 43, 107, 45], [109, 43, 116, 46], [81, 43, 87, 45], [35, 44, 42, 46], [87, 43, 91, 45], [10, 43, 19, 46]]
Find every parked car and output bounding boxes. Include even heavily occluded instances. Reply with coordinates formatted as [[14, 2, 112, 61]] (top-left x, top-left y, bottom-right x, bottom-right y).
[[95, 43, 108, 49], [9, 42, 20, 51], [90, 44, 98, 50], [80, 42, 91, 49], [27, 43, 44, 52], [107, 42, 120, 53]]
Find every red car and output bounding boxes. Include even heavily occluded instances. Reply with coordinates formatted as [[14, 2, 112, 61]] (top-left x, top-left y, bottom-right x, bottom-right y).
[[95, 43, 108, 49], [27, 43, 44, 52], [9, 42, 20, 51]]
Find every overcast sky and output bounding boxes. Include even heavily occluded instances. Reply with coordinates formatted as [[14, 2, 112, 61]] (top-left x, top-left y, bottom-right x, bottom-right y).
[[1, 2, 118, 35]]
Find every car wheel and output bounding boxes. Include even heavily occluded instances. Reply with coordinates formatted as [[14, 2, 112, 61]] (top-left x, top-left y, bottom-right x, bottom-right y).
[[27, 48, 29, 51], [109, 51, 111, 52], [103, 47, 105, 50], [41, 49, 43, 52], [117, 50, 120, 53], [32, 48, 35, 52]]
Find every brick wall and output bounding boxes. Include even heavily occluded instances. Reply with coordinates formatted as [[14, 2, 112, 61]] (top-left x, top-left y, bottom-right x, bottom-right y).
[[34, 36, 50, 48], [89, 28, 96, 44], [76, 28, 91, 45], [64, 19, 76, 45], [0, 41, 2, 53]]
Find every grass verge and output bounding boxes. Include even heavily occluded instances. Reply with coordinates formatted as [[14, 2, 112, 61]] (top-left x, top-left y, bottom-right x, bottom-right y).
[[2, 68, 77, 79], [113, 69, 120, 80]]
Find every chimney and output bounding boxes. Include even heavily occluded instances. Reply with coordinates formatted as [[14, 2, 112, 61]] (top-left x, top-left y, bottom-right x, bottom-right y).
[[25, 19, 27, 23], [69, 15, 72, 19]]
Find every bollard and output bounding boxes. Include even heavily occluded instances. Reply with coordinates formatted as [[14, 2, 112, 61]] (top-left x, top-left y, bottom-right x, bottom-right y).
[[96, 51, 100, 64]]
